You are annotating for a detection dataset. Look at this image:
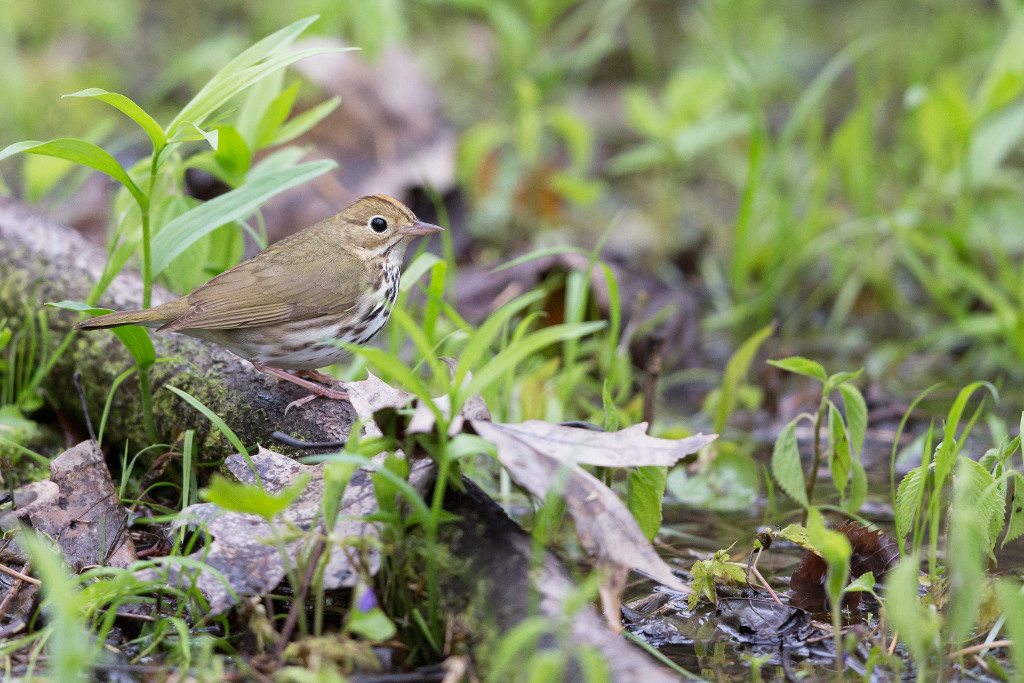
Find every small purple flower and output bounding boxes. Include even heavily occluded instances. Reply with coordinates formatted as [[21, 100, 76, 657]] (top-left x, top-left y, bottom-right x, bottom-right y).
[[356, 585, 378, 613]]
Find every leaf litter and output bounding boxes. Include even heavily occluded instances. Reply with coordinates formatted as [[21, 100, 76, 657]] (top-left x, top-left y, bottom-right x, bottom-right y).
[[1, 369, 717, 658]]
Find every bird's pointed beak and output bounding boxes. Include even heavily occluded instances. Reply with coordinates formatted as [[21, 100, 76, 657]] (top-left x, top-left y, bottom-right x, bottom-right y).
[[401, 220, 444, 236]]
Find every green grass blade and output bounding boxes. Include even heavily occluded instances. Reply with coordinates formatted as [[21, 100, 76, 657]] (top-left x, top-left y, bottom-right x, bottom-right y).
[[167, 16, 320, 134], [461, 320, 606, 405], [454, 290, 547, 389], [165, 386, 255, 486]]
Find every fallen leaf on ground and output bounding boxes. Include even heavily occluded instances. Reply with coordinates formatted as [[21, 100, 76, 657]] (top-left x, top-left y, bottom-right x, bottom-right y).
[[472, 419, 710, 467], [715, 597, 808, 643], [1, 440, 136, 571], [470, 419, 716, 598], [788, 521, 899, 611], [346, 370, 490, 439]]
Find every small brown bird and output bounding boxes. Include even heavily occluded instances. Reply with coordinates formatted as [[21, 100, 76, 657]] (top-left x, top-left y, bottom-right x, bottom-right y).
[[76, 195, 442, 410]]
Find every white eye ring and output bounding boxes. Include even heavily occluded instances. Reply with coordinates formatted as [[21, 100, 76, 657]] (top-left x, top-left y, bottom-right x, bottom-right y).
[[369, 216, 388, 233]]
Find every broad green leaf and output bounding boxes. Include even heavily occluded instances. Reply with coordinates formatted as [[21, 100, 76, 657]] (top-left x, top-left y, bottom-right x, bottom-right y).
[[213, 125, 251, 176], [889, 385, 942, 542], [665, 449, 760, 513], [688, 548, 747, 609], [372, 452, 410, 516], [151, 159, 336, 276], [348, 603, 397, 641], [185, 122, 219, 150], [1002, 472, 1024, 547], [771, 420, 808, 508], [955, 457, 1004, 553], [269, 96, 342, 147], [768, 356, 827, 383], [203, 472, 309, 522], [626, 466, 667, 541], [895, 465, 925, 542], [775, 524, 811, 551], [828, 402, 851, 500], [845, 572, 875, 593], [63, 88, 166, 152], [969, 98, 1024, 184], [806, 508, 851, 606], [824, 368, 863, 394], [252, 81, 299, 148], [946, 459, 988, 643], [847, 459, 867, 514], [0, 139, 146, 209], [715, 322, 774, 433], [24, 154, 75, 202], [0, 405, 40, 450], [839, 384, 867, 457], [236, 68, 286, 147], [602, 380, 619, 432]]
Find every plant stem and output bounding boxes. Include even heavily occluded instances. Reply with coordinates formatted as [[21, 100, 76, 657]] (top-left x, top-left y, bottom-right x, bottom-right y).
[[136, 156, 160, 443], [832, 589, 844, 683], [804, 397, 827, 519], [426, 430, 452, 646], [138, 365, 158, 444], [140, 209, 152, 310]]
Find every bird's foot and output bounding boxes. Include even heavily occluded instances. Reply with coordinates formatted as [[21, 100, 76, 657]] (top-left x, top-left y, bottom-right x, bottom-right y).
[[253, 363, 349, 414], [294, 369, 344, 386]]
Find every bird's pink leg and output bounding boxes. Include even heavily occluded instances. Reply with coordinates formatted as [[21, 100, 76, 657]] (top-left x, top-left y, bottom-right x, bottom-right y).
[[252, 363, 348, 413]]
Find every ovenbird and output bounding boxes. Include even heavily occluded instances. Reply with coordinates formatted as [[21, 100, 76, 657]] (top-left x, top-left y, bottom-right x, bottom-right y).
[[75, 195, 442, 410]]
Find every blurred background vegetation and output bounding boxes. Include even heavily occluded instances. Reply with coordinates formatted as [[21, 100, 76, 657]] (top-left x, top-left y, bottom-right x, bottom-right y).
[[3, 0, 1024, 420]]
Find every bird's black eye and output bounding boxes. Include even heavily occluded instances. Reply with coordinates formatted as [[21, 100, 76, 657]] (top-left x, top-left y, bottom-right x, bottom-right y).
[[369, 216, 388, 233]]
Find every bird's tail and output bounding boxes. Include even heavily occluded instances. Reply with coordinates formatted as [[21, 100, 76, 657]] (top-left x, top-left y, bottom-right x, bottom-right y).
[[75, 308, 170, 330]]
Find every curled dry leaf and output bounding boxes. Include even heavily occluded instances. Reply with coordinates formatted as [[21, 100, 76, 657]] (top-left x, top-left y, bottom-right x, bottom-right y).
[[345, 370, 490, 439], [470, 419, 716, 596], [141, 447, 433, 615], [788, 521, 900, 611], [344, 371, 416, 438], [2, 440, 136, 571]]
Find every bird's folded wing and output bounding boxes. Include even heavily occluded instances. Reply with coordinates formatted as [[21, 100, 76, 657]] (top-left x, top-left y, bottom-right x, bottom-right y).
[[160, 243, 366, 331]]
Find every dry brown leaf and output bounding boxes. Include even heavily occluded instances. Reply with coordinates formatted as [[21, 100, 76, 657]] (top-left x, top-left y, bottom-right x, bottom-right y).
[[470, 419, 716, 596], [2, 440, 136, 571], [345, 371, 415, 438], [143, 447, 433, 615], [788, 521, 899, 611], [471, 420, 712, 467], [346, 370, 490, 438]]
